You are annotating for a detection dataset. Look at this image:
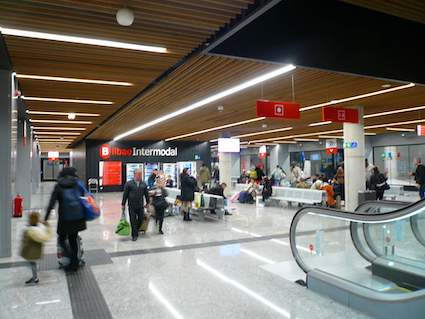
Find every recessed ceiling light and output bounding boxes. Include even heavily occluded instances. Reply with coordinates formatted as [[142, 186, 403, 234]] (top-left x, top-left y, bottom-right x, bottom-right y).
[[381, 84, 392, 88], [16, 74, 133, 86], [22, 96, 113, 104], [68, 113, 76, 120], [26, 110, 100, 116], [114, 64, 296, 141], [262, 124, 268, 128], [0, 27, 167, 53], [29, 119, 92, 124]]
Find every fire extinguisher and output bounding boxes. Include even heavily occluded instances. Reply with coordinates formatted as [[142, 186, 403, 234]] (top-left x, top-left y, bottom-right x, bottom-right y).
[[13, 194, 23, 218]]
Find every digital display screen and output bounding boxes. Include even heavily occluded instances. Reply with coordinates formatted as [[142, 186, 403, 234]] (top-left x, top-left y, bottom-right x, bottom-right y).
[[218, 138, 240, 153]]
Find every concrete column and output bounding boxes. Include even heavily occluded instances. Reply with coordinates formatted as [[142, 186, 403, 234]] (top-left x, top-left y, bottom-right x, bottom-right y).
[[16, 104, 32, 210], [270, 144, 290, 174], [344, 106, 365, 211], [219, 152, 240, 192], [0, 70, 12, 257]]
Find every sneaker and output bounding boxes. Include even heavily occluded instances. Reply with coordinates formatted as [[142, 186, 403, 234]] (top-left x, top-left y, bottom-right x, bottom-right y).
[[25, 277, 39, 285], [132, 237, 138, 242], [159, 230, 164, 235]]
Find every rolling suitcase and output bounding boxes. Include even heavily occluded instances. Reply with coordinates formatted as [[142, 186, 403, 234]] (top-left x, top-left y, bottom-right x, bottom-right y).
[[139, 213, 150, 233]]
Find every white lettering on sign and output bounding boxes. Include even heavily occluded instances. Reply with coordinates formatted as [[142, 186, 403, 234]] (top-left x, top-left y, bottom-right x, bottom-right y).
[[132, 147, 178, 157], [337, 110, 346, 121], [274, 104, 284, 116]]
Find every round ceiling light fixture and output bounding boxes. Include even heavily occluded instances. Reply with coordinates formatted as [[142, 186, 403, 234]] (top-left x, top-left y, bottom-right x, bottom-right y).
[[68, 113, 76, 120], [116, 8, 135, 26], [262, 124, 268, 128], [217, 105, 224, 112], [381, 84, 392, 88]]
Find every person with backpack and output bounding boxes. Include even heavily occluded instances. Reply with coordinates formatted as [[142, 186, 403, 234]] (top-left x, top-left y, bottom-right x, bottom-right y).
[[45, 167, 86, 272], [369, 166, 388, 200], [122, 168, 149, 241]]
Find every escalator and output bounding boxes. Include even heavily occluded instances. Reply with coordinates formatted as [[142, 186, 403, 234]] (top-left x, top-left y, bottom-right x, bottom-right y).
[[290, 200, 425, 319]]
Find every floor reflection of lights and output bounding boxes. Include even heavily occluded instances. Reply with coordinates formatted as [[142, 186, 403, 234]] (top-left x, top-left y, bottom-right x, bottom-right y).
[[149, 282, 184, 319], [197, 259, 290, 318]]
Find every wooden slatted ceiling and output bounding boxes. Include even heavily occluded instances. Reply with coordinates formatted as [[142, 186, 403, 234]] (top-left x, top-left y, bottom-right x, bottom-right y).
[[341, 0, 425, 25], [0, 0, 255, 151], [90, 54, 425, 143]]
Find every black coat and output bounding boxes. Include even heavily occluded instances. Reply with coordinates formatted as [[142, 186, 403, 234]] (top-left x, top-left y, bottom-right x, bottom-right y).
[[45, 176, 87, 235], [180, 174, 197, 202], [122, 180, 149, 209], [370, 173, 387, 190], [414, 164, 425, 185]]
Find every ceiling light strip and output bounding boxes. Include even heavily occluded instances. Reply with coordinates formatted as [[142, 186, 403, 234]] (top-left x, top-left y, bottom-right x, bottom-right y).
[[165, 117, 266, 141], [27, 110, 100, 116], [308, 121, 332, 127], [16, 74, 132, 86], [0, 27, 167, 53], [364, 105, 425, 118], [386, 127, 415, 132], [114, 64, 296, 141], [30, 119, 92, 124], [33, 127, 86, 131], [318, 135, 344, 139], [22, 96, 113, 104], [232, 126, 293, 139], [300, 83, 415, 112], [249, 129, 343, 144], [34, 131, 81, 135], [365, 119, 425, 129], [294, 138, 319, 142]]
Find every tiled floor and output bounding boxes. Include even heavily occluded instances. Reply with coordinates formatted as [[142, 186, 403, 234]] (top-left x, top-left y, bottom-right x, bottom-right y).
[[0, 182, 375, 318]]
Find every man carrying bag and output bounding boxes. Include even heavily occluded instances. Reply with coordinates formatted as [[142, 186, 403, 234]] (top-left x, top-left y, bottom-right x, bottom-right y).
[[122, 169, 149, 241]]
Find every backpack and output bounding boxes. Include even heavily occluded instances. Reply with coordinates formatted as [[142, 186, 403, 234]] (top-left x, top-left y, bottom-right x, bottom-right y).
[[62, 187, 84, 221]]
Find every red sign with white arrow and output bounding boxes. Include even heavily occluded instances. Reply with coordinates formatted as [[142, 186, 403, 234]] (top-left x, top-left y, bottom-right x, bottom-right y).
[[322, 106, 359, 123]]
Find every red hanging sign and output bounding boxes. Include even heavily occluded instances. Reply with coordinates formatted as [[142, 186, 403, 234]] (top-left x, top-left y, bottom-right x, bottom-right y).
[[322, 106, 359, 123], [256, 100, 300, 119]]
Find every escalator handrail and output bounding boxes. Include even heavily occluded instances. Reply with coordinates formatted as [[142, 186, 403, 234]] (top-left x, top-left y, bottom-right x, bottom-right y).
[[350, 201, 410, 263], [410, 214, 425, 248], [290, 198, 425, 273]]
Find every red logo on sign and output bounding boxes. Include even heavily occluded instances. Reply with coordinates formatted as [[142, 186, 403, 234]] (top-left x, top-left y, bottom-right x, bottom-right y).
[[100, 144, 111, 159]]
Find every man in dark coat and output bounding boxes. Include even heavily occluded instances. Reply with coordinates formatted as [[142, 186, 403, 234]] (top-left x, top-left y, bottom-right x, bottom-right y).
[[122, 169, 149, 241], [180, 168, 198, 221], [45, 167, 86, 271], [412, 158, 425, 199]]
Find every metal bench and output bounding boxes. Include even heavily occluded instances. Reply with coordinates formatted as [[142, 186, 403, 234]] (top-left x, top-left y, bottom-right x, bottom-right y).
[[270, 186, 326, 206]]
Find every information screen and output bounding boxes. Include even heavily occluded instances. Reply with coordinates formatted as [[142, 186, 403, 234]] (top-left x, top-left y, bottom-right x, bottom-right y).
[[218, 138, 240, 153]]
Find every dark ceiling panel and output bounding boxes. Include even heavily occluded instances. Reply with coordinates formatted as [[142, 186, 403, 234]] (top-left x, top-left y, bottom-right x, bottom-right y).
[[210, 0, 425, 84]]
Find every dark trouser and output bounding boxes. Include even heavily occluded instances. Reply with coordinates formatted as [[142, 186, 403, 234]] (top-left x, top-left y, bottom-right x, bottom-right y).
[[59, 232, 79, 268], [419, 184, 425, 199], [155, 207, 165, 232], [129, 207, 143, 238], [376, 188, 384, 200]]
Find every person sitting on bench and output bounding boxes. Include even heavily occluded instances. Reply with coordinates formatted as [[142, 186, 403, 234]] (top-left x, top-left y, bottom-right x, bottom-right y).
[[208, 183, 231, 215]]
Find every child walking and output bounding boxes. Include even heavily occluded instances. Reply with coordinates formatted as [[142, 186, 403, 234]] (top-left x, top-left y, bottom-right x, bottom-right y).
[[20, 212, 53, 284]]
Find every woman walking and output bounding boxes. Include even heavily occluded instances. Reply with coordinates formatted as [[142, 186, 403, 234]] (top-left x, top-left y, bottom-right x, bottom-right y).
[[45, 167, 86, 272], [150, 176, 168, 234]]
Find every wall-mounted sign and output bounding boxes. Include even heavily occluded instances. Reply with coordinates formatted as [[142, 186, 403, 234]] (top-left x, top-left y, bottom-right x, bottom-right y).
[[259, 145, 267, 158], [325, 139, 338, 155], [343, 141, 358, 149], [48, 151, 59, 161], [256, 100, 300, 119], [322, 106, 359, 123], [101, 161, 122, 186], [417, 125, 425, 136], [100, 144, 178, 160]]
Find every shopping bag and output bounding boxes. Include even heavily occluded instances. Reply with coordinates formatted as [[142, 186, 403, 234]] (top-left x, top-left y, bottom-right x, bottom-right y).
[[78, 181, 100, 221], [116, 209, 130, 236]]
